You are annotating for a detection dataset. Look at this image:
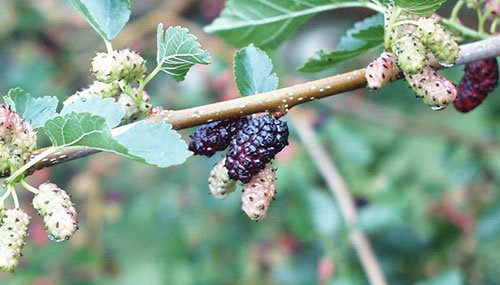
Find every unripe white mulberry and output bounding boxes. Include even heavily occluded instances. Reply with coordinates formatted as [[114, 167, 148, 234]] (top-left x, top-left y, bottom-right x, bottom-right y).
[[0, 209, 30, 272], [208, 158, 237, 199], [393, 34, 427, 75], [365, 52, 401, 90], [0, 105, 37, 172], [405, 64, 458, 110], [32, 182, 78, 242], [118, 90, 150, 124], [91, 49, 147, 83], [241, 163, 276, 221], [417, 18, 460, 67], [63, 81, 121, 107]]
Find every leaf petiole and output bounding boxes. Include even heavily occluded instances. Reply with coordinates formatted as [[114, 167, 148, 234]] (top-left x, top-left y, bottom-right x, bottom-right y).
[[6, 147, 60, 185]]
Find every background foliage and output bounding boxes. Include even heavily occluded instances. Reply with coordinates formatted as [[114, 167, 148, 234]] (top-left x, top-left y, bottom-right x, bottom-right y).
[[0, 0, 499, 284]]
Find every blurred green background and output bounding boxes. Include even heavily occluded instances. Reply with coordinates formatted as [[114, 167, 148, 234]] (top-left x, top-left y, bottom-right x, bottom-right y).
[[1, 0, 500, 284]]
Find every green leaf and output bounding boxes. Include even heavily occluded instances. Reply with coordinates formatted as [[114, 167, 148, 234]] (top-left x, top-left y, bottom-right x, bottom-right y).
[[156, 23, 210, 82], [3, 87, 58, 129], [115, 121, 192, 168], [395, 0, 447, 16], [60, 97, 124, 128], [69, 0, 130, 41], [298, 14, 384, 72], [43, 112, 134, 159], [233, 44, 278, 96], [204, 0, 384, 49]]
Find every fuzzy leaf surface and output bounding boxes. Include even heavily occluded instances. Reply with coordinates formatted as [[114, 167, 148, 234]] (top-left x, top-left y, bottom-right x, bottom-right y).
[[115, 121, 192, 168], [156, 23, 210, 82], [69, 0, 130, 41], [299, 14, 384, 72], [204, 0, 383, 49], [60, 97, 124, 128], [234, 44, 278, 96], [395, 0, 447, 15], [4, 87, 58, 129]]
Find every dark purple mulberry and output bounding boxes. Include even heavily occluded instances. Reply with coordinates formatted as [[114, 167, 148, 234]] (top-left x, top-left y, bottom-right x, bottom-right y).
[[189, 116, 250, 157], [454, 58, 499, 113], [225, 115, 289, 183]]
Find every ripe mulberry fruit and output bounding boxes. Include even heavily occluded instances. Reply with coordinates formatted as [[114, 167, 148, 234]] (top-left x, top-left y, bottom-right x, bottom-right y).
[[225, 115, 288, 183], [32, 182, 78, 242], [454, 58, 499, 112], [91, 49, 147, 83], [365, 52, 401, 90], [241, 163, 276, 221], [208, 157, 237, 199], [405, 64, 458, 110], [417, 18, 460, 67], [393, 34, 427, 75], [0, 209, 30, 272], [189, 116, 251, 157]]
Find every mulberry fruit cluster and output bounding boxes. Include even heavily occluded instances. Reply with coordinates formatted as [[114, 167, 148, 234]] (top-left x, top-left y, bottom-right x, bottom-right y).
[[32, 182, 78, 242], [454, 58, 499, 112], [406, 64, 458, 110], [208, 158, 237, 199], [384, 13, 461, 110], [192, 115, 288, 220], [64, 49, 150, 124], [0, 105, 37, 173], [189, 116, 251, 157], [225, 115, 288, 183], [0, 208, 30, 272], [365, 52, 401, 90], [91, 49, 147, 83], [241, 163, 277, 221]]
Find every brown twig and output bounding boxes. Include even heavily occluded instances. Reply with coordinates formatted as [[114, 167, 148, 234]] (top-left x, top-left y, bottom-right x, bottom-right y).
[[290, 109, 387, 285], [4, 35, 500, 178]]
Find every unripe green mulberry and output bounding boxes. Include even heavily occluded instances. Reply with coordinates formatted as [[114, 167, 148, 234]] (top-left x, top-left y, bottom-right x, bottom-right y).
[[32, 182, 78, 242], [241, 163, 276, 221], [393, 35, 427, 75], [63, 81, 121, 107], [0, 209, 30, 272], [91, 49, 147, 83], [405, 64, 458, 110], [417, 18, 460, 67], [208, 158, 237, 199]]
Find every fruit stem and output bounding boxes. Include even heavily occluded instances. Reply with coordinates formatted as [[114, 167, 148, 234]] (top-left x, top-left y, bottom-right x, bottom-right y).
[[491, 18, 499, 33], [0, 186, 12, 203], [6, 147, 59, 185], [137, 64, 162, 102], [440, 18, 489, 40], [393, 20, 419, 28], [450, 0, 464, 23], [384, 6, 403, 49], [20, 179, 39, 195], [481, 0, 500, 34], [105, 40, 113, 53], [8, 185, 19, 209]]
